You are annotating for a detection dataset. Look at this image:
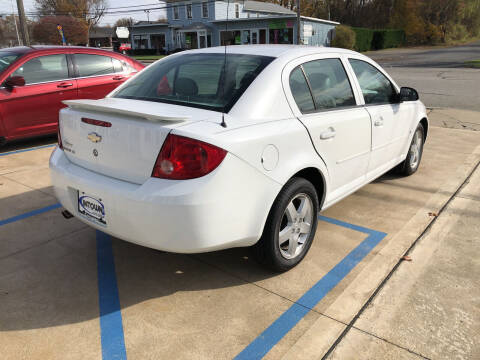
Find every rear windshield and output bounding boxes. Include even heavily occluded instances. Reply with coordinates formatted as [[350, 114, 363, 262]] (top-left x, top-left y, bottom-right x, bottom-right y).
[[112, 53, 274, 112], [0, 51, 22, 73]]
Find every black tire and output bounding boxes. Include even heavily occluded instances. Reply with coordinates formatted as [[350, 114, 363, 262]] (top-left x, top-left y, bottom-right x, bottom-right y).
[[398, 123, 424, 176], [252, 177, 319, 272]]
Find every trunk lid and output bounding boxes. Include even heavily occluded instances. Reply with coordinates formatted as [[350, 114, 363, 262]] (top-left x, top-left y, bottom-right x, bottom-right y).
[[59, 98, 214, 184]]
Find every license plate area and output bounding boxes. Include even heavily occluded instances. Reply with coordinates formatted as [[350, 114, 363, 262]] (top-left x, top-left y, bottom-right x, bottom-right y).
[[78, 191, 107, 225]]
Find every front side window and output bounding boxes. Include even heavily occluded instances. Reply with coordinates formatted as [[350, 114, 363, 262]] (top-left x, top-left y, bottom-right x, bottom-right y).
[[74, 54, 115, 77], [202, 2, 209, 17], [173, 5, 179, 20], [349, 59, 397, 105], [302, 58, 356, 110], [12, 54, 69, 84], [186, 3, 193, 19], [113, 53, 274, 112], [0, 51, 22, 73], [289, 67, 315, 113]]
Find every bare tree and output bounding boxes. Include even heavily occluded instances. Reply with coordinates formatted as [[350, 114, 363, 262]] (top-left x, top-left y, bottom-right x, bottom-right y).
[[115, 17, 134, 28]]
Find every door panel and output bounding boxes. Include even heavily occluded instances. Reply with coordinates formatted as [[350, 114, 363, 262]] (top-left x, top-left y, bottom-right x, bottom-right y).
[[364, 104, 413, 174], [0, 53, 77, 139], [74, 53, 130, 99], [348, 59, 413, 176], [299, 108, 372, 195], [288, 58, 372, 198]]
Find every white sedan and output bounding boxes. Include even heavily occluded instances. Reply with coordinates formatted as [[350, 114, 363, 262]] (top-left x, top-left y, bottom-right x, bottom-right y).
[[50, 45, 428, 271]]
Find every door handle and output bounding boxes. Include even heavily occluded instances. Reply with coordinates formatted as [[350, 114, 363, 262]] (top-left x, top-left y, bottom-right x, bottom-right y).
[[112, 76, 124, 81], [374, 117, 384, 127], [57, 82, 73, 88], [320, 128, 336, 140]]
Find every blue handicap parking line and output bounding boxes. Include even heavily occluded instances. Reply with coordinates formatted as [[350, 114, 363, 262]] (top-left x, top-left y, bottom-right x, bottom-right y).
[[234, 215, 387, 360], [0, 203, 61, 226], [96, 230, 127, 360], [1, 204, 126, 360], [2, 204, 386, 360], [0, 144, 56, 157]]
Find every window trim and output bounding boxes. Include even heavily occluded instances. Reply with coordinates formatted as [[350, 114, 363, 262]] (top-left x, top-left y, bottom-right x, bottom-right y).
[[347, 57, 400, 106], [290, 58, 359, 115], [71, 53, 126, 79], [186, 3, 193, 19], [173, 5, 180, 20], [8, 53, 73, 87], [201, 1, 209, 18]]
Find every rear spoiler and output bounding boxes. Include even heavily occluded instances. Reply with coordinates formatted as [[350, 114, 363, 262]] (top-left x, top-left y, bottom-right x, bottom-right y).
[[62, 99, 191, 122]]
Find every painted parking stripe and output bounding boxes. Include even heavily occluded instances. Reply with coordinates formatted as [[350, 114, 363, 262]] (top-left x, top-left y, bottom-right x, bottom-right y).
[[1, 205, 126, 360], [0, 203, 61, 226], [234, 215, 387, 360], [0, 144, 56, 157], [97, 230, 127, 360]]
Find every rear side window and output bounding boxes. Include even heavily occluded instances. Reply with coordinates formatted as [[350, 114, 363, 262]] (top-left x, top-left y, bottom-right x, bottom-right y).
[[349, 59, 397, 105], [12, 54, 69, 84], [74, 54, 121, 77], [302, 59, 356, 111], [113, 53, 274, 112], [289, 67, 315, 113]]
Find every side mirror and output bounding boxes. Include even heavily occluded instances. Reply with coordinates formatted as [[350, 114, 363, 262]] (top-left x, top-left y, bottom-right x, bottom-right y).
[[399, 87, 419, 102], [5, 76, 26, 89]]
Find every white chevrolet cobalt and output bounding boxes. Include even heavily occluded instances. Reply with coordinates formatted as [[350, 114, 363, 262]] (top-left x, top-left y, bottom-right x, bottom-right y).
[[50, 45, 428, 271]]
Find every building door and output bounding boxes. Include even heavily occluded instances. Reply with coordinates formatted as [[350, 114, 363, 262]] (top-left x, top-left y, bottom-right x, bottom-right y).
[[259, 29, 267, 44], [151, 34, 165, 53], [185, 32, 198, 49], [251, 30, 259, 44], [198, 31, 207, 48]]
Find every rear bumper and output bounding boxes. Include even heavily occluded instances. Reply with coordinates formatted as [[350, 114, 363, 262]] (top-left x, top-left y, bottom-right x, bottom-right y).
[[49, 147, 281, 253]]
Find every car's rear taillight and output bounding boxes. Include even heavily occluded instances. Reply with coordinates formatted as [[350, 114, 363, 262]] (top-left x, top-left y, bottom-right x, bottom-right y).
[[152, 134, 227, 180], [57, 123, 63, 149]]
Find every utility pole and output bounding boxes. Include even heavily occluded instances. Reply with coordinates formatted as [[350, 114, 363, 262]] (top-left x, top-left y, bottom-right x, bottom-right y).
[[10, 0, 21, 46], [296, 0, 301, 45], [16, 0, 30, 46]]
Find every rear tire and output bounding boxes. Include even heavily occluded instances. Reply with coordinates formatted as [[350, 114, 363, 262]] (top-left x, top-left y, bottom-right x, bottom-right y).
[[398, 124, 424, 176], [252, 177, 319, 272]]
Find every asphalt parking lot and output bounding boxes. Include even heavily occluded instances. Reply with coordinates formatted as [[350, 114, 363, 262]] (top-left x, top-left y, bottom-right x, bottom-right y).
[[1, 106, 479, 359]]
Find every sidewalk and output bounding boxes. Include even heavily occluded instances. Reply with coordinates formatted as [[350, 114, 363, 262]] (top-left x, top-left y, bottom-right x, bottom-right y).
[[329, 160, 480, 359]]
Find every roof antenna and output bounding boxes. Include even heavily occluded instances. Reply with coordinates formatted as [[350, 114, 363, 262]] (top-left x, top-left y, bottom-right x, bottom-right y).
[[220, 0, 231, 128]]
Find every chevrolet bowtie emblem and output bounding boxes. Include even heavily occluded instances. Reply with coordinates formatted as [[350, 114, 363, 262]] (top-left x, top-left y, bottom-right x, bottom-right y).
[[87, 132, 102, 143]]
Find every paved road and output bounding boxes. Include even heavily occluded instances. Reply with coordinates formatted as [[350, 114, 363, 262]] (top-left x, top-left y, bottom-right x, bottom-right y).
[[367, 40, 480, 68], [367, 42, 480, 111]]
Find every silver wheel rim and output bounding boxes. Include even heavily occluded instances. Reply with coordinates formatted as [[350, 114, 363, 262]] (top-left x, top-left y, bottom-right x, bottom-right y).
[[278, 193, 314, 260], [409, 129, 422, 169]]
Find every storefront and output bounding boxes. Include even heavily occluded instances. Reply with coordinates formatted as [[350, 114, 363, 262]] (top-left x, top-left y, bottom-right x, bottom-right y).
[[216, 16, 296, 46]]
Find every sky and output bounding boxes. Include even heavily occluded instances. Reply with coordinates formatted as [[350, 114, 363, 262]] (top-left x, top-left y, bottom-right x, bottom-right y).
[[0, 0, 167, 26]]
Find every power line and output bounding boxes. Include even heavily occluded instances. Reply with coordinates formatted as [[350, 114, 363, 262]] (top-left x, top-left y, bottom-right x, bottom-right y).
[[11, 0, 218, 17]]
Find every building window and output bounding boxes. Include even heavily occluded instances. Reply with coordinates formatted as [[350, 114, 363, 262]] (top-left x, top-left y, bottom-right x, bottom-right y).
[[133, 35, 149, 49], [173, 5, 179, 20], [186, 3, 192, 19], [202, 2, 209, 18], [269, 28, 293, 44], [235, 3, 240, 18]]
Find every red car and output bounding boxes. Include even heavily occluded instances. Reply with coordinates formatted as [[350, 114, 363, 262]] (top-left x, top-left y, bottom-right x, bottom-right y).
[[119, 43, 132, 53], [0, 46, 144, 144]]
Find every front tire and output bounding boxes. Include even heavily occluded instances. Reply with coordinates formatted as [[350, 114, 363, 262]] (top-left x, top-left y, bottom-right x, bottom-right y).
[[399, 124, 424, 176], [252, 178, 319, 272]]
